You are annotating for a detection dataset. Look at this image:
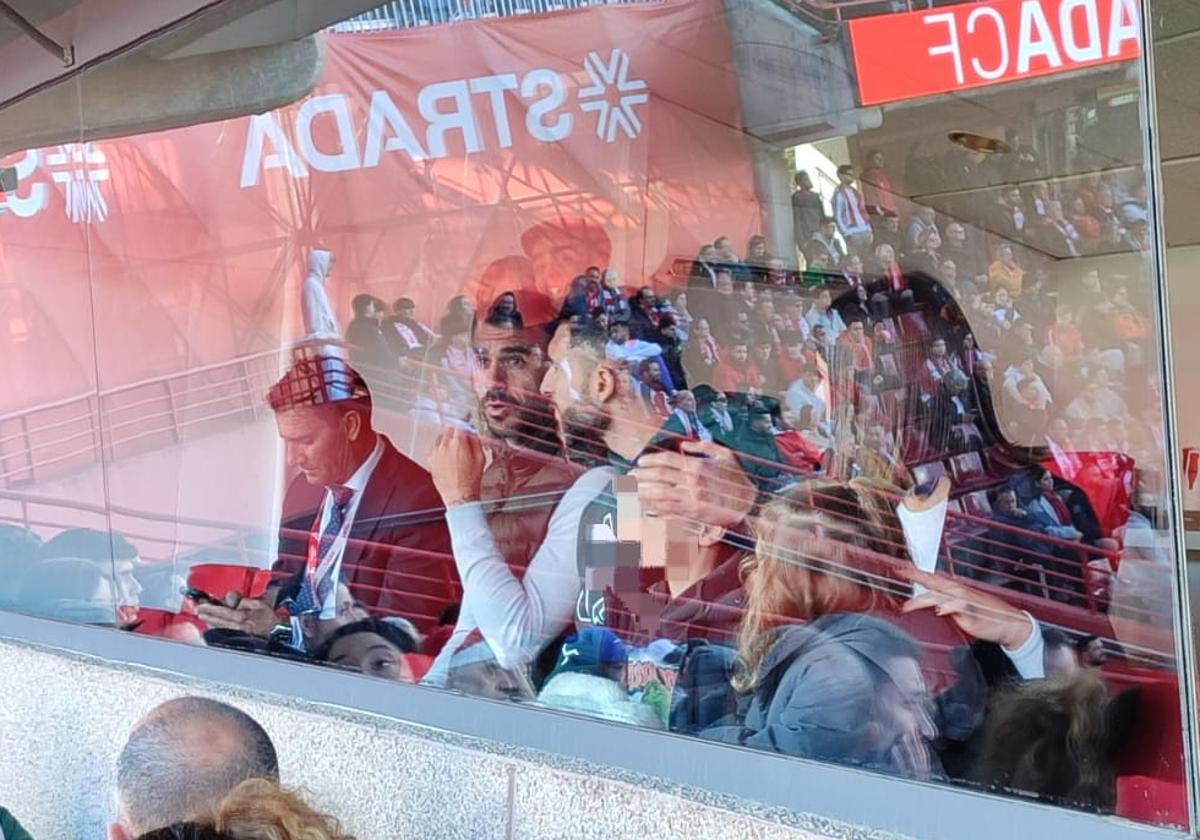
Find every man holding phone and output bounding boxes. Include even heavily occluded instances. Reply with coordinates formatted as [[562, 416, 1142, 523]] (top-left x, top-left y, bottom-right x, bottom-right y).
[[196, 356, 452, 653]]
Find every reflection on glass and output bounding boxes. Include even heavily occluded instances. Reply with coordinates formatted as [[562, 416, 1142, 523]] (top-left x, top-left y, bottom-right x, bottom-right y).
[[0, 0, 1188, 830]]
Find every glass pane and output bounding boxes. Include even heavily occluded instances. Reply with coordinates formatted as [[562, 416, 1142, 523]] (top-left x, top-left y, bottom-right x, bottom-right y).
[[0, 76, 125, 629], [0, 0, 1189, 830]]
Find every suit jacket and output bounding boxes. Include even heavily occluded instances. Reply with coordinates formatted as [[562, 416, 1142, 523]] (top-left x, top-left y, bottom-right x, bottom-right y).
[[273, 435, 455, 631]]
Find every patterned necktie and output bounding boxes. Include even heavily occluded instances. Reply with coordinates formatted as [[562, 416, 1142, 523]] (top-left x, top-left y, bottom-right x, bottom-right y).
[[315, 485, 354, 603]]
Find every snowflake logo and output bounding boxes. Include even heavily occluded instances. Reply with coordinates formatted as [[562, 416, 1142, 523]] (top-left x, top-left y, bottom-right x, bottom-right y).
[[577, 49, 648, 143], [46, 143, 110, 223]]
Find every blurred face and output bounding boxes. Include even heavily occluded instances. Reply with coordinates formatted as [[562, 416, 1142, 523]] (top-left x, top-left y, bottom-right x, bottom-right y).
[[1038, 471, 1055, 492], [740, 281, 756, 301], [849, 321, 865, 341], [586, 266, 601, 283], [995, 288, 1010, 307], [541, 325, 611, 448], [699, 245, 717, 262], [918, 207, 935, 224], [876, 244, 895, 264], [326, 631, 414, 682], [930, 339, 945, 357], [397, 304, 415, 320], [946, 223, 965, 245], [750, 413, 772, 434], [750, 238, 767, 258], [711, 395, 728, 413], [939, 260, 957, 283], [643, 361, 663, 384], [817, 290, 831, 309], [754, 343, 772, 364], [675, 392, 696, 412], [962, 333, 974, 350], [1082, 638, 1108, 666], [839, 168, 855, 184], [472, 331, 543, 440], [276, 406, 360, 487], [875, 657, 936, 774], [675, 292, 688, 310], [767, 259, 787, 278], [845, 255, 863, 273], [715, 271, 734, 294], [1044, 645, 1079, 679], [758, 300, 776, 320], [610, 323, 629, 343], [997, 245, 1013, 264], [731, 344, 749, 364], [869, 151, 883, 168], [995, 490, 1017, 515], [925, 231, 942, 251], [1006, 188, 1022, 206], [866, 424, 886, 448], [640, 288, 656, 309], [714, 237, 735, 260], [495, 294, 516, 314], [695, 318, 711, 339], [821, 220, 837, 238]]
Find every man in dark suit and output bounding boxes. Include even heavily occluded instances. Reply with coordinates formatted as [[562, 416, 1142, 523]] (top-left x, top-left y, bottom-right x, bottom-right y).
[[196, 356, 453, 652]]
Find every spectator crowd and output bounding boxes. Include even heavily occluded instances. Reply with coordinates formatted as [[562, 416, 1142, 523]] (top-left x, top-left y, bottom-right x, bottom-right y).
[[0, 145, 1175, 825]]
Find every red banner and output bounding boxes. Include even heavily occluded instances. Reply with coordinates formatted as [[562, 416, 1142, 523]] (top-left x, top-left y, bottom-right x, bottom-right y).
[[849, 0, 1141, 106], [0, 0, 758, 414]]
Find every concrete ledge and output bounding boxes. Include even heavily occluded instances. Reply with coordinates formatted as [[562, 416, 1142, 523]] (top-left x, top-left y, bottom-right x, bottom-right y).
[[0, 34, 323, 156], [0, 611, 1185, 839]]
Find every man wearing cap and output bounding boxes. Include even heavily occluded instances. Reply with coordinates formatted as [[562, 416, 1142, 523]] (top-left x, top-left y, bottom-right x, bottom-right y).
[[196, 356, 452, 653]]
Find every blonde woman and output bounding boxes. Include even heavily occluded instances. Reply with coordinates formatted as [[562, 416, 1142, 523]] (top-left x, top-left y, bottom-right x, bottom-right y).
[[706, 479, 1046, 782], [136, 780, 353, 840]]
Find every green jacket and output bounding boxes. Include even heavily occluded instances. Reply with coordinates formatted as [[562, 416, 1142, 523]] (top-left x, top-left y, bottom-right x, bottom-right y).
[[0, 808, 33, 840]]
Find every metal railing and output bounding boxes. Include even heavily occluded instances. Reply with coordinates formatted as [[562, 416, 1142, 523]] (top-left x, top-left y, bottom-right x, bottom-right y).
[[331, 0, 658, 31]]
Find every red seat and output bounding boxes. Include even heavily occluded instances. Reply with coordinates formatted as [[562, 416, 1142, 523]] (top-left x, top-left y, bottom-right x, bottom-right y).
[[949, 451, 985, 484], [898, 310, 930, 339], [187, 563, 270, 602], [130, 608, 206, 637]]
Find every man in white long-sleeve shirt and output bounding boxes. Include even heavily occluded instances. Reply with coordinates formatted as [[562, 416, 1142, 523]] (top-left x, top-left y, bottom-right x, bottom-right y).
[[425, 320, 756, 693]]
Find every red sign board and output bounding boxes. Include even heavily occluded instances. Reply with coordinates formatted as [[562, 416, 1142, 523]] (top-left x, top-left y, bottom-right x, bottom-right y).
[[848, 0, 1141, 106]]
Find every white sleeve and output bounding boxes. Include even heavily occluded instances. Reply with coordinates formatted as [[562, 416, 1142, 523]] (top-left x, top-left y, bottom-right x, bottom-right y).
[[439, 467, 613, 670], [1001, 612, 1045, 680]]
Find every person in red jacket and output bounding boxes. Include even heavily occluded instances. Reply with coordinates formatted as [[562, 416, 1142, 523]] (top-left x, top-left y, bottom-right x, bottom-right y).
[[712, 338, 762, 395]]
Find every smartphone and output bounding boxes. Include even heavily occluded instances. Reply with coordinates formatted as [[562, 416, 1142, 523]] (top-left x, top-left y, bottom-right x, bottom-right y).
[[180, 585, 222, 607]]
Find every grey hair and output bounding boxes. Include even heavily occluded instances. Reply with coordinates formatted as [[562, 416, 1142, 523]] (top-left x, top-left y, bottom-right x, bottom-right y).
[[116, 697, 278, 834]]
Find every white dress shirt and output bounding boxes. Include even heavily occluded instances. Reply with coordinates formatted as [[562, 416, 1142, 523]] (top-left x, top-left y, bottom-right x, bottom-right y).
[[311, 437, 384, 619]]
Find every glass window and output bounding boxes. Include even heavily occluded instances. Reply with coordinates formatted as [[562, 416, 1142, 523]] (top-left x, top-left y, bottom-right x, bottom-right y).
[[0, 0, 1189, 830]]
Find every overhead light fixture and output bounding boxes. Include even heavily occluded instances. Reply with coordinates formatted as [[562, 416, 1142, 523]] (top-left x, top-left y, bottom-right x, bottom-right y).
[[948, 131, 1011, 154]]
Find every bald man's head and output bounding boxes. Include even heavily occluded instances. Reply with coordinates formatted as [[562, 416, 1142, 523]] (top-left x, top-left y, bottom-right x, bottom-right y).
[[112, 697, 278, 838]]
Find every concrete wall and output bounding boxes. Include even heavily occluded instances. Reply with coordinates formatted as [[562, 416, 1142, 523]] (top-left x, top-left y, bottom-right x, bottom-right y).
[[0, 637, 884, 840]]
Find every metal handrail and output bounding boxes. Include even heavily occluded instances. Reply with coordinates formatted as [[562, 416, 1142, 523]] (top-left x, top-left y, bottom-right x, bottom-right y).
[[331, 0, 660, 32]]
